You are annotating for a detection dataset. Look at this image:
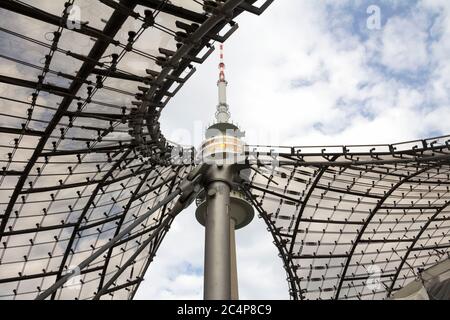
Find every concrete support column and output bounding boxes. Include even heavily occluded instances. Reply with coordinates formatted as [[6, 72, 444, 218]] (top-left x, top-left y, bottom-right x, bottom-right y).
[[230, 218, 239, 300], [204, 179, 231, 300], [199, 164, 251, 301]]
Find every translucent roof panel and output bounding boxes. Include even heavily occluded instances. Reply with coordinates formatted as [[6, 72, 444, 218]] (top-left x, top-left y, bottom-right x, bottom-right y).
[[0, 0, 272, 300], [245, 135, 450, 300]]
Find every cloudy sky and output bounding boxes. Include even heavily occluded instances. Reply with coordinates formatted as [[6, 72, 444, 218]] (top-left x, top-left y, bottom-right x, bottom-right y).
[[134, 0, 450, 299]]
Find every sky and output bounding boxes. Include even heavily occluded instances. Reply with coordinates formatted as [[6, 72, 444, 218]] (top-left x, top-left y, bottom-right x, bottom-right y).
[[134, 0, 450, 300]]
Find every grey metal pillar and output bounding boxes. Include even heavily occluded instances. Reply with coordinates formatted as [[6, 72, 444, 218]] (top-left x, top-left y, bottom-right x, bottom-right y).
[[230, 218, 239, 300], [203, 167, 232, 300]]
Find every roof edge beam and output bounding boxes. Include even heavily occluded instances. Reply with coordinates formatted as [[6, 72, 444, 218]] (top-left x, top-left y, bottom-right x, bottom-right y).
[[135, 0, 207, 24]]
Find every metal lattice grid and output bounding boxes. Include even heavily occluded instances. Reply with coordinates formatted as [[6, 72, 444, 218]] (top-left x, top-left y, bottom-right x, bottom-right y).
[[244, 135, 450, 299], [0, 0, 273, 299]]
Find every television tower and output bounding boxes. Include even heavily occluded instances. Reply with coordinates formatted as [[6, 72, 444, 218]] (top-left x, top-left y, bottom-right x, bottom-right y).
[[195, 44, 254, 300]]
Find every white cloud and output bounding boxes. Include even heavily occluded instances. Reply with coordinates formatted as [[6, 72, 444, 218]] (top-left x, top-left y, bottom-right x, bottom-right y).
[[380, 13, 430, 73]]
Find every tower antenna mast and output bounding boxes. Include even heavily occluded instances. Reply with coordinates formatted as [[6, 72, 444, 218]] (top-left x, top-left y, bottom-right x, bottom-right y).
[[216, 44, 231, 123]]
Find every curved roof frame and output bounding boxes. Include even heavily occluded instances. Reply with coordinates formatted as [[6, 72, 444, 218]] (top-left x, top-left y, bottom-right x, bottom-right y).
[[245, 135, 450, 299], [0, 0, 273, 299]]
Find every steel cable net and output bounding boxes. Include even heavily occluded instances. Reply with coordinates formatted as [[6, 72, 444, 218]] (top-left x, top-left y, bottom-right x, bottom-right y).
[[0, 0, 449, 301], [245, 137, 450, 300], [0, 0, 269, 300]]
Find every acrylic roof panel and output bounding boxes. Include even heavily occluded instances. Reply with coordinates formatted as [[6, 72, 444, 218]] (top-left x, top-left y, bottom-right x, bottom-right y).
[[0, 0, 272, 299], [0, 154, 192, 299], [245, 135, 450, 300]]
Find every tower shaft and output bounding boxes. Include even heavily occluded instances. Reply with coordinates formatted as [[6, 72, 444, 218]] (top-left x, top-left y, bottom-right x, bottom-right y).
[[204, 169, 232, 300], [230, 218, 239, 300]]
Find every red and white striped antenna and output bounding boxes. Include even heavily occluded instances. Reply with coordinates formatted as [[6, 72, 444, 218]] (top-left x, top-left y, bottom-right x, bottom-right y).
[[215, 43, 230, 123], [219, 44, 226, 82]]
